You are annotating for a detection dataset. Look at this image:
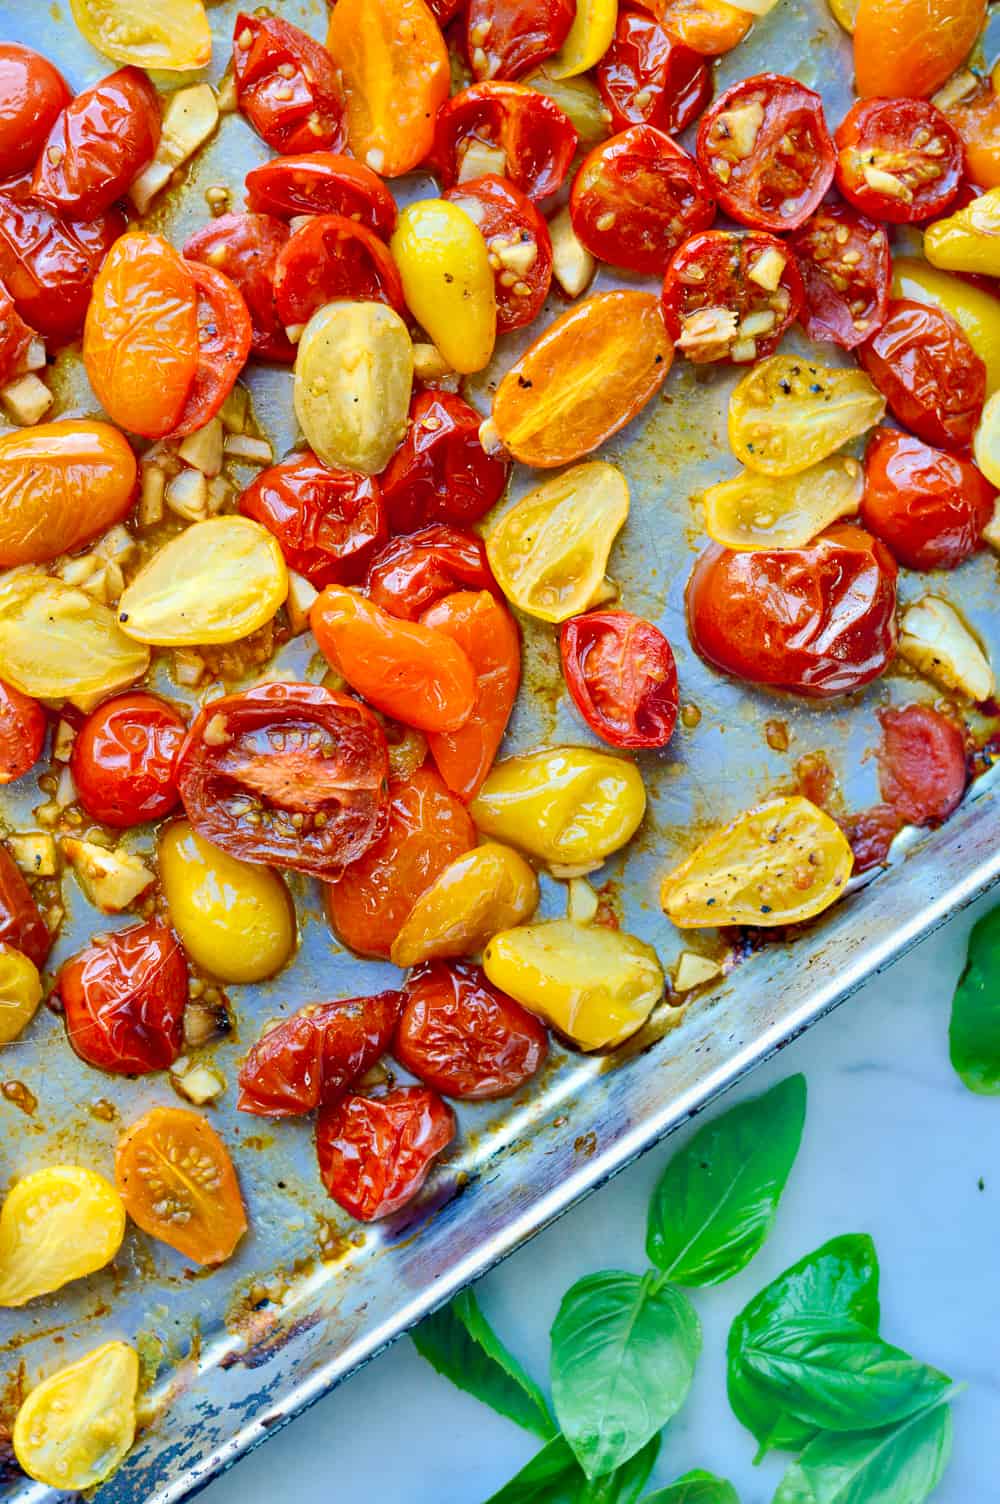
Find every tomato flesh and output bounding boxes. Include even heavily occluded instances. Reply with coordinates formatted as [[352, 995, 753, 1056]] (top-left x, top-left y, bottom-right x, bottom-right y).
[[274, 213, 406, 329], [444, 175, 553, 334], [233, 11, 345, 154], [840, 804, 904, 874], [834, 98, 963, 225], [240, 451, 386, 588], [434, 82, 578, 201], [316, 1086, 455, 1221], [184, 212, 294, 364], [71, 693, 186, 829], [561, 610, 678, 750], [662, 229, 803, 363], [466, 0, 575, 80], [597, 10, 712, 137], [0, 43, 70, 179], [859, 298, 986, 452], [366, 526, 498, 621], [878, 703, 968, 825], [788, 204, 891, 350], [380, 391, 511, 534], [32, 66, 160, 222], [0, 679, 45, 787], [861, 428, 995, 571], [238, 991, 402, 1117], [59, 922, 187, 1076], [245, 152, 398, 237], [169, 262, 253, 440]]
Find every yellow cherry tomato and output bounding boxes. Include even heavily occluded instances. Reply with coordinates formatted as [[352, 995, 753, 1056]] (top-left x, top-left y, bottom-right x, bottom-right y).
[[391, 200, 496, 375], [294, 300, 414, 475], [526, 68, 612, 144], [728, 356, 886, 477], [893, 255, 1000, 395], [0, 1166, 125, 1307], [0, 572, 149, 701], [13, 1341, 138, 1491], [487, 462, 629, 623], [0, 944, 41, 1046], [159, 820, 296, 985], [661, 796, 854, 929], [484, 919, 664, 1051], [827, 0, 859, 27], [69, 0, 211, 70], [471, 748, 646, 872], [547, 0, 619, 79], [702, 457, 863, 551], [925, 187, 1000, 277], [117, 517, 287, 647], [390, 842, 539, 968], [974, 389, 1000, 486]]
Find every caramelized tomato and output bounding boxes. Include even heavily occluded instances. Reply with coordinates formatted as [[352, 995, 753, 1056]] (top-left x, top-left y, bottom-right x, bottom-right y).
[[233, 11, 345, 154], [381, 391, 511, 534], [434, 82, 578, 200], [169, 262, 252, 440], [245, 152, 398, 237], [656, 0, 752, 53], [853, 0, 986, 101], [0, 844, 52, 969], [859, 298, 986, 451], [444, 175, 553, 334], [58, 922, 187, 1076], [238, 990, 402, 1117], [71, 693, 186, 828], [33, 66, 160, 221], [184, 212, 293, 364], [466, 0, 575, 80], [0, 43, 70, 179], [240, 451, 386, 588], [367, 527, 497, 621], [788, 204, 891, 349], [274, 213, 406, 330], [0, 680, 45, 787], [840, 804, 904, 874], [0, 288, 34, 387], [878, 703, 968, 825], [834, 99, 963, 225], [662, 229, 803, 364], [597, 10, 712, 136], [0, 420, 136, 568], [316, 1086, 455, 1221], [861, 428, 995, 570], [560, 610, 677, 750]]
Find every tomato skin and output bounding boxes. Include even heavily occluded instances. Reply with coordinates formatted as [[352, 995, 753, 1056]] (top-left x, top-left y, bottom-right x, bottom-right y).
[[168, 262, 252, 441], [71, 693, 186, 829], [662, 229, 804, 364], [0, 420, 137, 568], [466, 0, 574, 80], [58, 922, 187, 1076], [861, 428, 995, 571], [434, 82, 578, 200], [0, 44, 71, 179], [840, 804, 904, 874], [33, 67, 160, 222], [655, 0, 752, 54], [0, 288, 34, 387], [834, 99, 964, 226], [947, 81, 1000, 191], [560, 610, 678, 750], [0, 845, 50, 970], [878, 703, 968, 824], [184, 212, 294, 364], [859, 298, 986, 451], [380, 391, 511, 534], [853, 0, 986, 101], [597, 10, 712, 137], [788, 204, 891, 350], [245, 152, 398, 238], [316, 1086, 455, 1221], [238, 990, 403, 1117], [176, 682, 390, 880], [273, 213, 406, 330], [366, 527, 497, 621], [239, 451, 386, 588], [443, 175, 552, 334], [233, 11, 345, 154], [687, 524, 899, 699], [0, 680, 45, 787]]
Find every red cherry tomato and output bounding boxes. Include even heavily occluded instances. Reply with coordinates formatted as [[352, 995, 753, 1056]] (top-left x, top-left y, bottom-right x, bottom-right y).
[[597, 9, 713, 136], [238, 990, 402, 1117], [233, 11, 345, 154], [396, 961, 548, 1100], [380, 390, 511, 534], [571, 125, 715, 276], [273, 213, 406, 330], [0, 680, 45, 787], [239, 451, 386, 588], [429, 0, 465, 20], [167, 262, 253, 440], [316, 1086, 455, 1221], [878, 703, 968, 825], [184, 212, 294, 364], [661, 229, 804, 364], [58, 922, 187, 1076], [434, 82, 578, 200], [696, 74, 835, 233], [70, 693, 186, 829], [859, 298, 986, 452], [788, 204, 891, 350], [176, 682, 390, 879], [366, 526, 497, 620], [0, 289, 36, 389], [0, 844, 50, 969], [466, 0, 574, 80], [0, 43, 71, 180], [687, 524, 898, 699], [560, 610, 678, 750], [840, 804, 903, 874], [325, 766, 476, 959], [861, 428, 995, 571], [32, 67, 160, 222], [834, 98, 964, 225], [245, 152, 398, 237], [444, 175, 552, 333]]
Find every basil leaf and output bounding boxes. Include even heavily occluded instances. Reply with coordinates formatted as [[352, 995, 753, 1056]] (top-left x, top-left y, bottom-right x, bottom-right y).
[[641, 1469, 740, 1504], [482, 1433, 660, 1504], [413, 1288, 556, 1439], [579, 1434, 661, 1503], [949, 905, 1000, 1093], [647, 1075, 806, 1286], [772, 1396, 954, 1504], [550, 1270, 701, 1479]]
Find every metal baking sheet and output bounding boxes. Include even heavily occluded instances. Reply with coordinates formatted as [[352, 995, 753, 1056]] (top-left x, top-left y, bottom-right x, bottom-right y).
[[2, 1, 1000, 1499]]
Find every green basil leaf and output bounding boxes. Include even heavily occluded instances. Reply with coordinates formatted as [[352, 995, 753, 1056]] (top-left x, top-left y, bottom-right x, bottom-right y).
[[550, 1270, 702, 1479], [413, 1288, 556, 1439], [772, 1396, 954, 1504], [949, 905, 1000, 1093], [482, 1433, 660, 1504], [579, 1434, 661, 1503], [646, 1075, 806, 1286], [641, 1469, 740, 1503]]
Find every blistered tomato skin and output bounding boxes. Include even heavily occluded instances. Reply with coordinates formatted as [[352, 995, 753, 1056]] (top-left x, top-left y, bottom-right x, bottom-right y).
[[391, 200, 497, 376], [434, 82, 578, 201], [878, 704, 968, 827], [597, 10, 711, 135], [661, 229, 804, 364], [71, 693, 186, 828], [0, 844, 51, 970], [0, 44, 70, 179], [367, 528, 497, 621], [184, 212, 293, 364], [246, 153, 398, 237], [389, 840, 539, 969], [0, 1166, 125, 1307], [443, 175, 553, 335], [0, 680, 45, 787], [238, 991, 403, 1117], [58, 922, 187, 1077], [233, 11, 345, 154], [274, 214, 407, 330], [861, 429, 995, 571], [0, 944, 42, 1046], [397, 962, 548, 1100], [33, 67, 160, 221], [316, 1086, 455, 1222], [13, 1341, 138, 1493], [380, 391, 511, 534], [788, 205, 891, 350], [0, 421, 136, 569], [561, 611, 678, 750], [467, 0, 574, 80], [116, 1106, 247, 1265], [834, 99, 964, 225], [240, 452, 387, 589], [853, 0, 986, 100], [859, 298, 987, 452]]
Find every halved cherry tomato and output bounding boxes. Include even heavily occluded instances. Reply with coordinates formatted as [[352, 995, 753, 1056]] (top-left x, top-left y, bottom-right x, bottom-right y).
[[274, 214, 406, 331], [381, 391, 511, 534], [238, 990, 403, 1116], [71, 693, 186, 828], [245, 152, 398, 237], [861, 428, 995, 571], [859, 298, 986, 451], [466, 0, 575, 80], [367, 527, 497, 620], [878, 703, 968, 825], [687, 523, 898, 698], [316, 1086, 455, 1221], [0, 420, 136, 568], [789, 204, 891, 349], [597, 10, 711, 136], [560, 610, 678, 750], [947, 79, 1000, 191], [115, 1106, 247, 1265], [434, 82, 578, 200], [58, 921, 187, 1076], [233, 11, 345, 154], [325, 766, 475, 959], [0, 680, 45, 787], [168, 262, 252, 440], [696, 74, 836, 233], [655, 0, 752, 54], [662, 229, 803, 364], [177, 682, 390, 879], [834, 99, 963, 225], [0, 43, 70, 179], [0, 844, 50, 969], [0, 288, 34, 387], [33, 66, 160, 221], [184, 212, 294, 364], [239, 451, 386, 588], [444, 175, 553, 334], [853, 0, 986, 101]]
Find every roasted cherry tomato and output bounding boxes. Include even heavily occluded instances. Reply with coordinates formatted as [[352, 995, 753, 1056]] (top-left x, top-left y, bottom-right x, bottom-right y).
[[233, 11, 344, 154], [0, 680, 45, 787], [861, 428, 995, 571], [325, 766, 475, 959], [184, 212, 293, 364], [0, 1165, 125, 1307], [391, 840, 538, 968], [380, 391, 511, 534], [840, 804, 904, 874], [316, 1086, 455, 1221], [0, 43, 70, 179], [859, 298, 986, 451], [834, 99, 963, 225], [0, 942, 40, 1045], [0, 844, 51, 969], [560, 610, 678, 750], [444, 175, 553, 334], [116, 1106, 247, 1265], [0, 288, 34, 387], [662, 229, 803, 364], [597, 10, 712, 136], [0, 420, 136, 568], [947, 79, 1000, 191], [169, 262, 252, 440], [392, 198, 498, 377], [467, 0, 574, 80], [696, 74, 835, 233], [12, 1340, 137, 1493], [58, 922, 187, 1077], [71, 693, 186, 829], [789, 204, 891, 349], [274, 213, 406, 331], [655, 0, 752, 54], [878, 703, 967, 826], [239, 451, 386, 588], [33, 66, 159, 221], [853, 0, 986, 100], [687, 523, 898, 699], [422, 590, 520, 802], [366, 527, 497, 620], [434, 82, 578, 200], [728, 354, 886, 477], [245, 152, 398, 237], [238, 990, 402, 1117]]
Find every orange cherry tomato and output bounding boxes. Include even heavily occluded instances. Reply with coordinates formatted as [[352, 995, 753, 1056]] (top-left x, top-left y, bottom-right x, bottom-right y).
[[0, 679, 45, 786], [853, 0, 986, 101], [0, 420, 136, 567], [948, 80, 1000, 190], [652, 0, 752, 55]]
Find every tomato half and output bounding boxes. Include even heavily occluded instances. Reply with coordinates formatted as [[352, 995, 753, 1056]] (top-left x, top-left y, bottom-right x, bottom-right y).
[[71, 693, 186, 828], [33, 66, 160, 221], [834, 99, 964, 225], [853, 0, 986, 101], [176, 682, 390, 879], [239, 451, 386, 588], [444, 175, 553, 334], [0, 845, 51, 969], [861, 428, 995, 571], [466, 0, 575, 80], [560, 610, 678, 750], [0, 420, 137, 568], [0, 680, 45, 787], [168, 262, 252, 440], [859, 298, 986, 451], [0, 43, 70, 179], [380, 391, 511, 534], [662, 229, 803, 364], [245, 152, 398, 237], [366, 527, 497, 620], [238, 990, 402, 1117], [273, 214, 406, 330], [878, 703, 968, 825], [597, 10, 711, 136], [788, 204, 891, 349], [316, 1086, 455, 1221], [656, 0, 752, 53], [434, 82, 578, 200], [58, 922, 187, 1076], [233, 11, 345, 153], [696, 74, 835, 233], [184, 212, 294, 364], [0, 288, 34, 388]]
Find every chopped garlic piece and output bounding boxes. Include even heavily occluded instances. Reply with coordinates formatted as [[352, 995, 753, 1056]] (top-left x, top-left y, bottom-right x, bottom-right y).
[[172, 1062, 225, 1106], [739, 309, 778, 338], [62, 839, 155, 913], [224, 434, 273, 464], [567, 877, 599, 924], [678, 307, 739, 360], [130, 84, 219, 215], [898, 596, 994, 703], [478, 416, 503, 455], [177, 417, 224, 477], [286, 570, 318, 635], [8, 833, 58, 877], [94, 525, 137, 565], [718, 101, 764, 158], [52, 719, 76, 762], [672, 951, 724, 992], [413, 342, 455, 383], [458, 140, 507, 182], [747, 246, 787, 292], [863, 165, 911, 201], [218, 385, 248, 435], [1, 373, 52, 426], [165, 466, 208, 522], [139, 463, 166, 528], [548, 207, 595, 298]]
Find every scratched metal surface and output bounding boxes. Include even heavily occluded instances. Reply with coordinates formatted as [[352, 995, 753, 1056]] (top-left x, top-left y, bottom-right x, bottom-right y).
[[1, 1, 1000, 1500]]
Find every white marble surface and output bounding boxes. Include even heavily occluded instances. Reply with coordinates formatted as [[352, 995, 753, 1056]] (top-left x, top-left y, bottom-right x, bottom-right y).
[[199, 893, 1000, 1504]]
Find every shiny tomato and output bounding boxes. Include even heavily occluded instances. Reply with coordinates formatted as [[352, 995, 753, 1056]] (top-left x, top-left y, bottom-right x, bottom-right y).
[[315, 1086, 455, 1221], [0, 43, 70, 179], [239, 451, 386, 588], [273, 214, 406, 330], [238, 990, 402, 1117], [434, 82, 578, 200], [834, 99, 963, 225], [0, 844, 51, 969], [840, 804, 904, 874], [655, 0, 752, 54], [696, 74, 835, 233], [71, 693, 186, 829], [853, 0, 986, 101], [33, 67, 160, 222], [0, 680, 45, 787], [466, 0, 574, 79], [560, 610, 678, 750], [176, 683, 390, 880], [859, 298, 986, 451], [168, 262, 252, 440], [366, 527, 497, 621], [325, 766, 475, 959], [947, 80, 1000, 191], [662, 229, 803, 364], [0, 420, 137, 568], [380, 391, 511, 534], [878, 703, 968, 825], [233, 11, 345, 154], [597, 10, 712, 136], [861, 428, 995, 570], [789, 204, 891, 350], [396, 961, 548, 1100], [245, 152, 398, 237], [687, 524, 898, 699], [58, 922, 187, 1076], [443, 175, 552, 334], [0, 288, 35, 387], [184, 212, 294, 364]]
